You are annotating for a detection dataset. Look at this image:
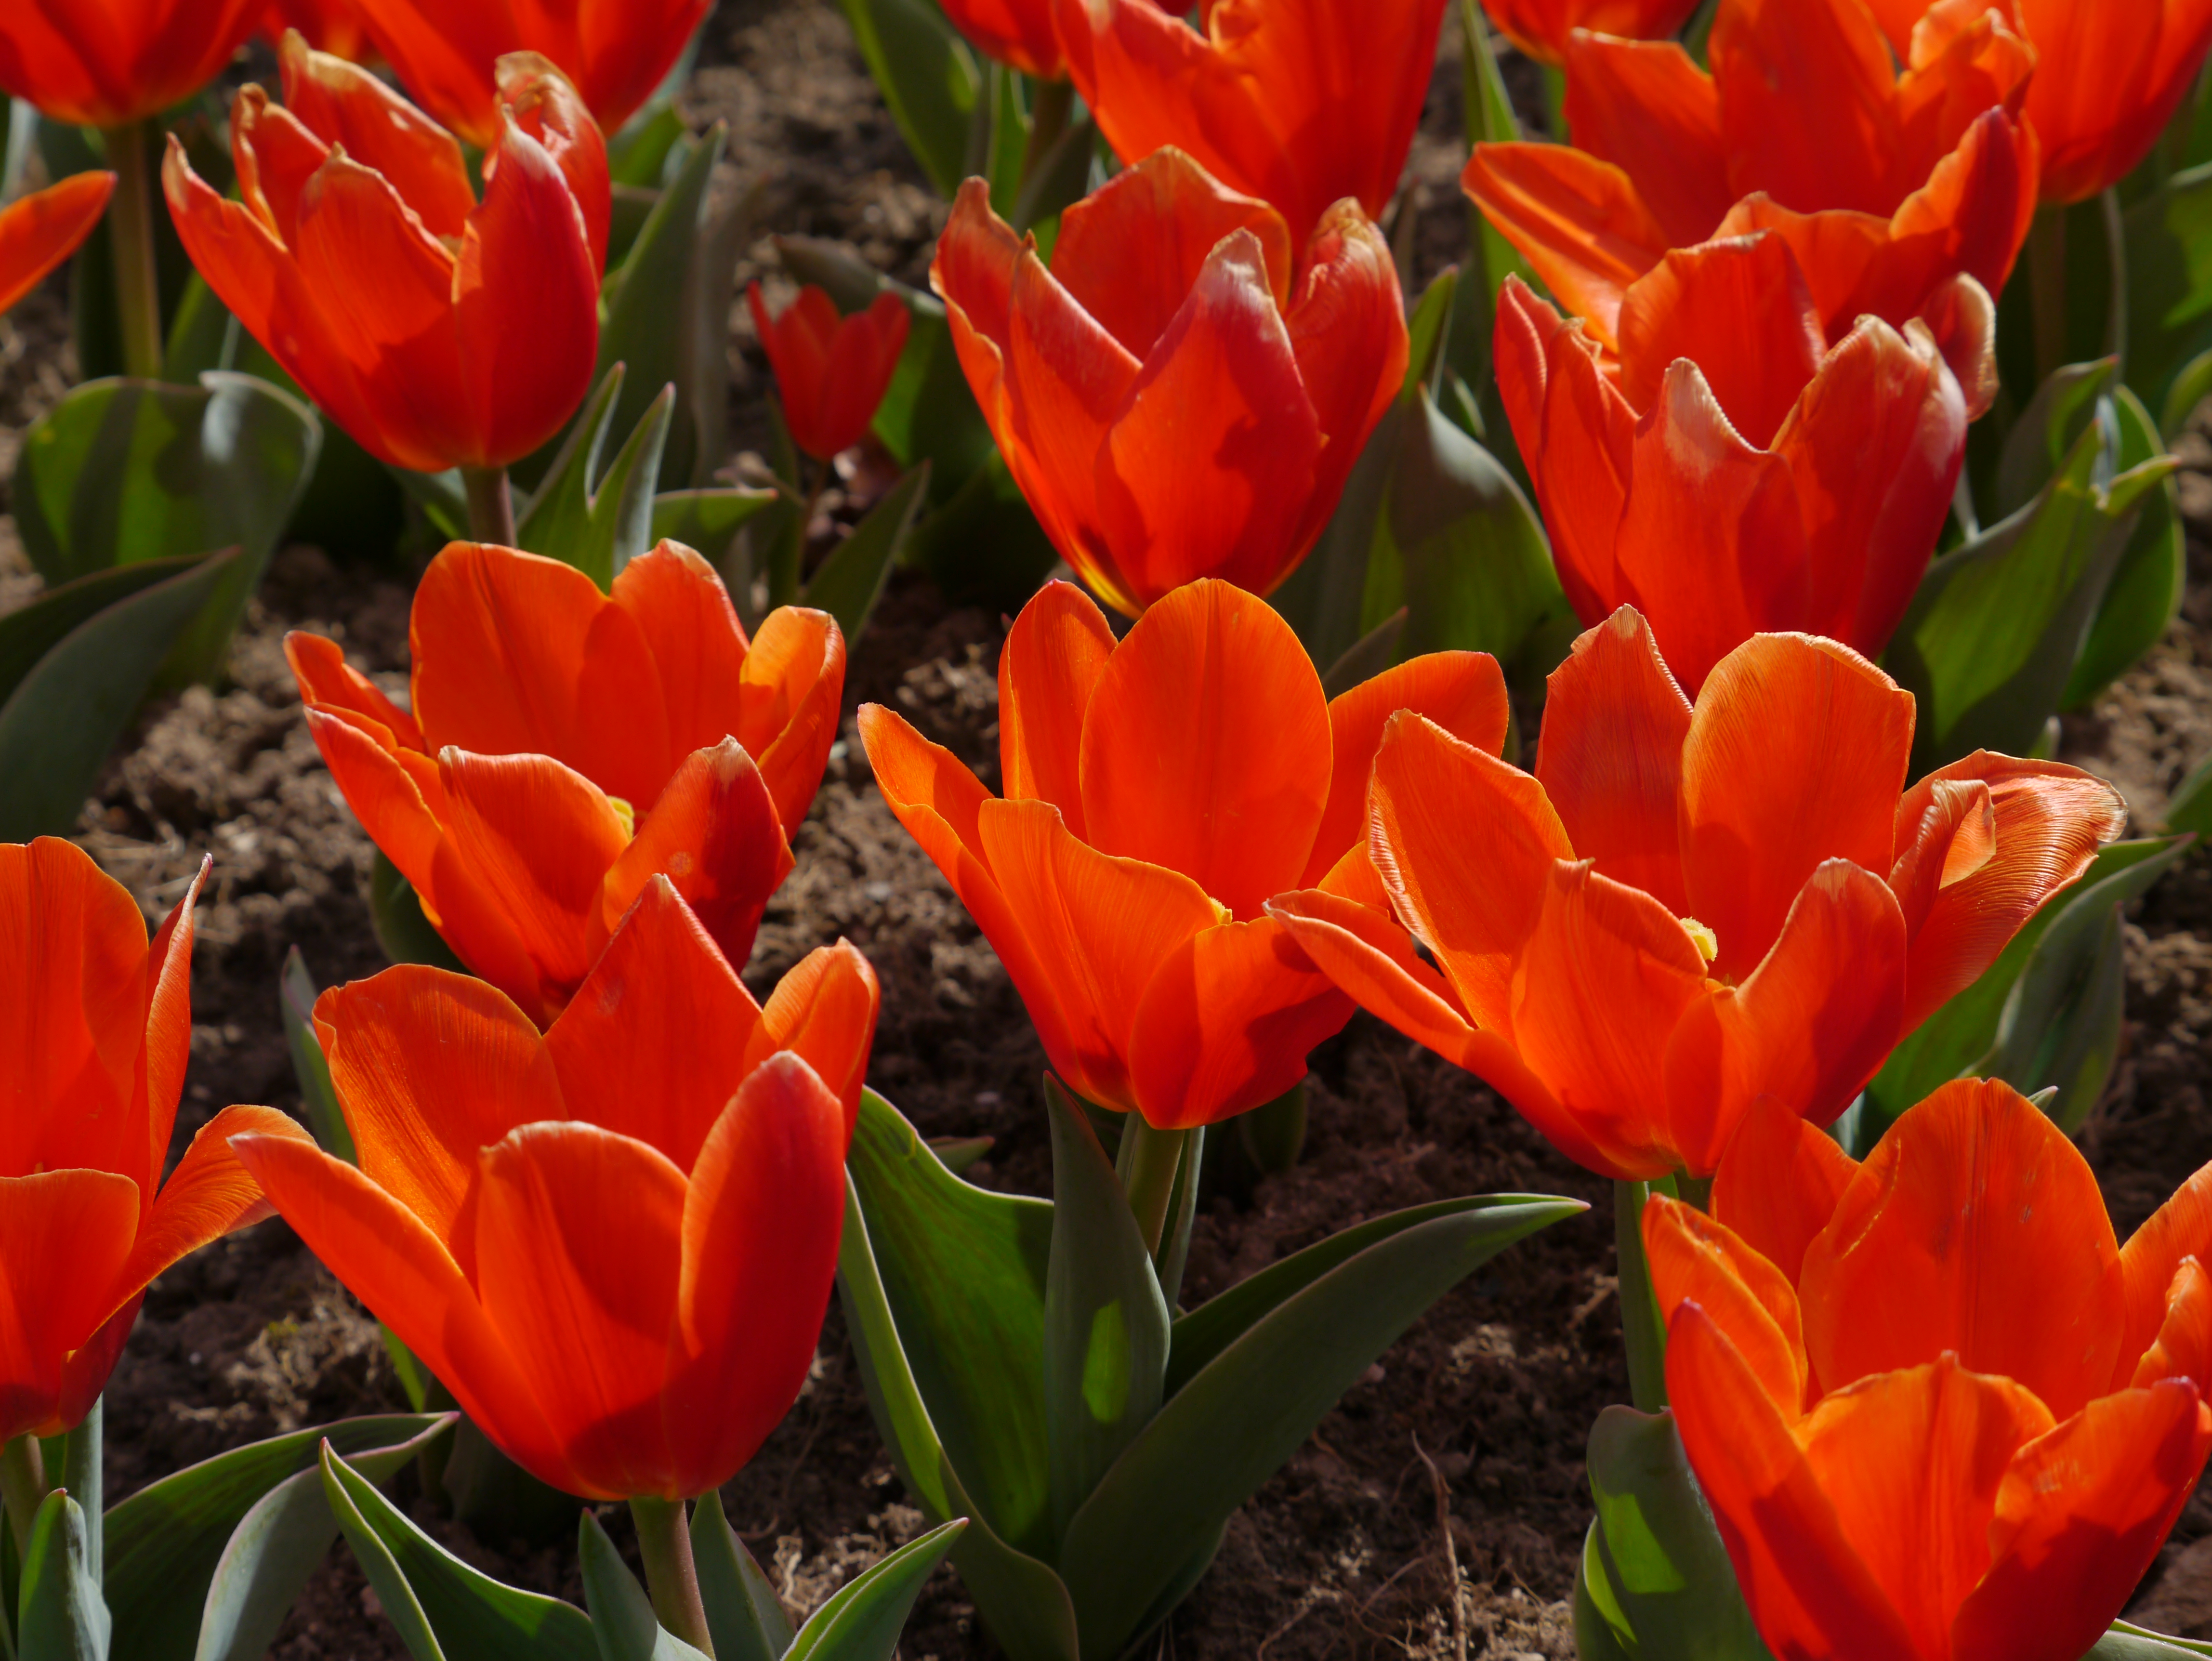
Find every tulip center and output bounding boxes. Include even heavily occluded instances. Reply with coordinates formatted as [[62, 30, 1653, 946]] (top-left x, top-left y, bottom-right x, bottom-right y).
[[1679, 917, 1719, 965], [608, 795, 636, 841]]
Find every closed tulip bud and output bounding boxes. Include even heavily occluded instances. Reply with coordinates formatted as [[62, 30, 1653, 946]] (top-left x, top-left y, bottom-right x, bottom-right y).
[[939, 0, 1066, 79], [0, 173, 116, 317], [163, 35, 606, 475], [934, 149, 1405, 617], [0, 0, 260, 129], [863, 577, 1514, 1130], [1270, 609, 2125, 1181], [230, 879, 876, 1502], [287, 540, 843, 1025], [0, 840, 314, 1444], [1480, 0, 1702, 65], [1649, 1079, 2212, 1661], [746, 284, 910, 465]]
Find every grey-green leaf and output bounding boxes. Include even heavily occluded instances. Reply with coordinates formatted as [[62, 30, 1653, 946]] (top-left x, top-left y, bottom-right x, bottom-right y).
[[834, 0, 979, 196], [18, 1493, 106, 1661], [279, 947, 353, 1162], [369, 851, 467, 973], [579, 1512, 711, 1661], [691, 1490, 793, 1661], [803, 464, 928, 646], [783, 1521, 965, 1661]]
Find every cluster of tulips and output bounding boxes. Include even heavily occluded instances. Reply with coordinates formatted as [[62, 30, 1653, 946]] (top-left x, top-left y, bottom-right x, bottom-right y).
[[2, 0, 2212, 1657]]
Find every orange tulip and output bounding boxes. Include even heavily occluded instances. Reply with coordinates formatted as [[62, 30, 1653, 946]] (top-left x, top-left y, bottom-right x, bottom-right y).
[[1494, 241, 1985, 693], [230, 878, 873, 1502], [287, 539, 843, 1026], [0, 0, 259, 129], [0, 173, 116, 316], [260, 0, 373, 59], [163, 35, 607, 476], [1480, 0, 1701, 66], [1865, 0, 2212, 203], [1268, 609, 2125, 1181], [940, 0, 1065, 79], [346, 0, 709, 150], [0, 839, 312, 1444], [746, 285, 911, 465], [1053, 0, 1446, 244], [934, 148, 1405, 617], [861, 578, 1511, 1130], [1647, 1079, 2212, 1661], [1466, 0, 2038, 359]]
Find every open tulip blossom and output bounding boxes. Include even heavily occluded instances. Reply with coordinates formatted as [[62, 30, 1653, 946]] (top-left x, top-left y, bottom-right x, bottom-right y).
[[1649, 1080, 2212, 1661], [1270, 608, 2125, 1181], [747, 282, 911, 464], [288, 539, 843, 1026], [1480, 0, 1702, 64]]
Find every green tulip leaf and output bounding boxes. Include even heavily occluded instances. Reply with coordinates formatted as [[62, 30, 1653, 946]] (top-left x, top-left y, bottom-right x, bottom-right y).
[[1055, 1190, 1584, 1657], [803, 464, 929, 647], [649, 488, 777, 573], [578, 1511, 711, 1661], [1273, 400, 1408, 672], [691, 1490, 794, 1661], [1403, 268, 1461, 401], [369, 851, 468, 974], [2126, 160, 2212, 422], [898, 450, 1058, 613], [2093, 1623, 2212, 1658], [782, 1520, 966, 1661], [2064, 384, 2184, 708], [320, 1443, 597, 1661], [1991, 358, 2113, 521], [13, 371, 320, 684], [279, 946, 353, 1163], [18, 1491, 106, 1661], [0, 548, 242, 840], [1040, 1080, 1170, 1542], [518, 366, 674, 587], [834, 0, 979, 197]]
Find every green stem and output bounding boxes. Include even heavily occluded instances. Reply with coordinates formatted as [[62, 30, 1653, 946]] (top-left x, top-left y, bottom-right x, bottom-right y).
[[1114, 1115, 1191, 1261], [629, 1496, 716, 1656], [104, 119, 164, 380], [1, 1435, 48, 1558], [771, 456, 830, 609], [1540, 61, 1568, 142], [2029, 207, 2070, 389], [461, 465, 516, 546], [1614, 1179, 1669, 1413], [1155, 1125, 1207, 1309], [2103, 186, 2129, 384], [1020, 78, 1075, 189]]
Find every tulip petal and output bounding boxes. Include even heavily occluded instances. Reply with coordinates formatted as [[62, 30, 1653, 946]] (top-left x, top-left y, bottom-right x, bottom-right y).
[[1800, 1078, 2124, 1417], [1079, 578, 1331, 921], [1680, 633, 1913, 981], [0, 1170, 140, 1443], [668, 1054, 848, 1497], [1533, 607, 1693, 915], [2122, 1161, 2212, 1386], [303, 706, 448, 898], [277, 30, 475, 240], [1953, 1381, 2212, 1661], [135, 856, 205, 1207], [473, 1121, 688, 1500], [1711, 1094, 1860, 1285], [1461, 145, 1669, 349], [999, 580, 1119, 835], [316, 966, 564, 1255], [1665, 1302, 1922, 1661], [229, 1129, 581, 1492], [1795, 1356, 2055, 1661], [736, 606, 844, 838], [2134, 1258, 2212, 1394], [1307, 650, 1510, 886], [609, 541, 753, 765], [746, 942, 881, 1137], [1709, 0, 1909, 217], [1519, 295, 1640, 623], [110, 1103, 313, 1318], [1559, 35, 1730, 246], [1125, 917, 1355, 1130], [1891, 754, 2125, 1030], [1644, 1194, 1808, 1411], [0, 171, 114, 317], [547, 876, 766, 1173], [287, 631, 425, 752], [812, 293, 910, 461], [1370, 711, 1575, 1034]]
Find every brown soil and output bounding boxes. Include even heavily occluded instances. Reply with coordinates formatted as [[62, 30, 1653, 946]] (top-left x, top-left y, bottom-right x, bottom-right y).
[[2, 4, 2209, 1659]]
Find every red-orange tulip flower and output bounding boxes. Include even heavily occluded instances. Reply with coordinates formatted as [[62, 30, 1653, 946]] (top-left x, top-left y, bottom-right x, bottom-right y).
[[1269, 610, 2125, 1181], [260, 0, 372, 59], [1054, 0, 1446, 244], [1494, 240, 1986, 693], [746, 284, 911, 464], [231, 878, 874, 1502], [1648, 1079, 2212, 1661], [346, 0, 709, 150], [862, 578, 1511, 1130], [1466, 0, 2038, 360], [1480, 0, 1701, 66], [0, 839, 312, 1444], [287, 539, 843, 1026], [934, 148, 1405, 617], [0, 173, 116, 316], [1864, 0, 2212, 203], [940, 0, 1065, 80], [0, 0, 259, 129], [163, 35, 606, 476]]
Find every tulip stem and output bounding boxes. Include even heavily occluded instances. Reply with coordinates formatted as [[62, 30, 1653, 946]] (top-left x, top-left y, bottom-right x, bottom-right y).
[[104, 119, 164, 381], [1115, 1115, 1193, 1262], [0, 1435, 48, 1557], [772, 456, 830, 609], [1614, 1178, 1670, 1414], [1020, 79, 1076, 193], [2029, 207, 2070, 389], [630, 1496, 716, 1656], [2102, 187, 2129, 384], [462, 466, 518, 547]]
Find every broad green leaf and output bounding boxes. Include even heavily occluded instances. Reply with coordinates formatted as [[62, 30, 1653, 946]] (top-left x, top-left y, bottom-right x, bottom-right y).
[[57, 1402, 96, 1588], [390, 466, 469, 541], [2093, 1623, 2212, 1658], [2064, 385, 2184, 707], [2161, 345, 2212, 439], [1577, 1408, 1771, 1661], [1403, 268, 1460, 400], [650, 488, 777, 571], [691, 1491, 793, 1661], [1992, 359, 2112, 519], [608, 105, 688, 189], [437, 1419, 579, 1549], [578, 1512, 711, 1661], [837, 0, 980, 196], [2170, 750, 2212, 833], [803, 464, 929, 646], [981, 64, 1027, 223], [1574, 1522, 1639, 1661], [1272, 402, 1409, 671], [279, 947, 352, 1162], [1056, 1192, 1583, 1656], [2127, 161, 2212, 418], [13, 373, 320, 683], [898, 450, 1058, 613], [320, 1445, 596, 1661], [369, 852, 467, 974], [518, 369, 674, 586], [1009, 111, 1097, 238], [17, 1493, 105, 1661], [1040, 1081, 1170, 1542], [187, 1417, 451, 1661], [783, 1521, 964, 1661], [0, 549, 243, 840]]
